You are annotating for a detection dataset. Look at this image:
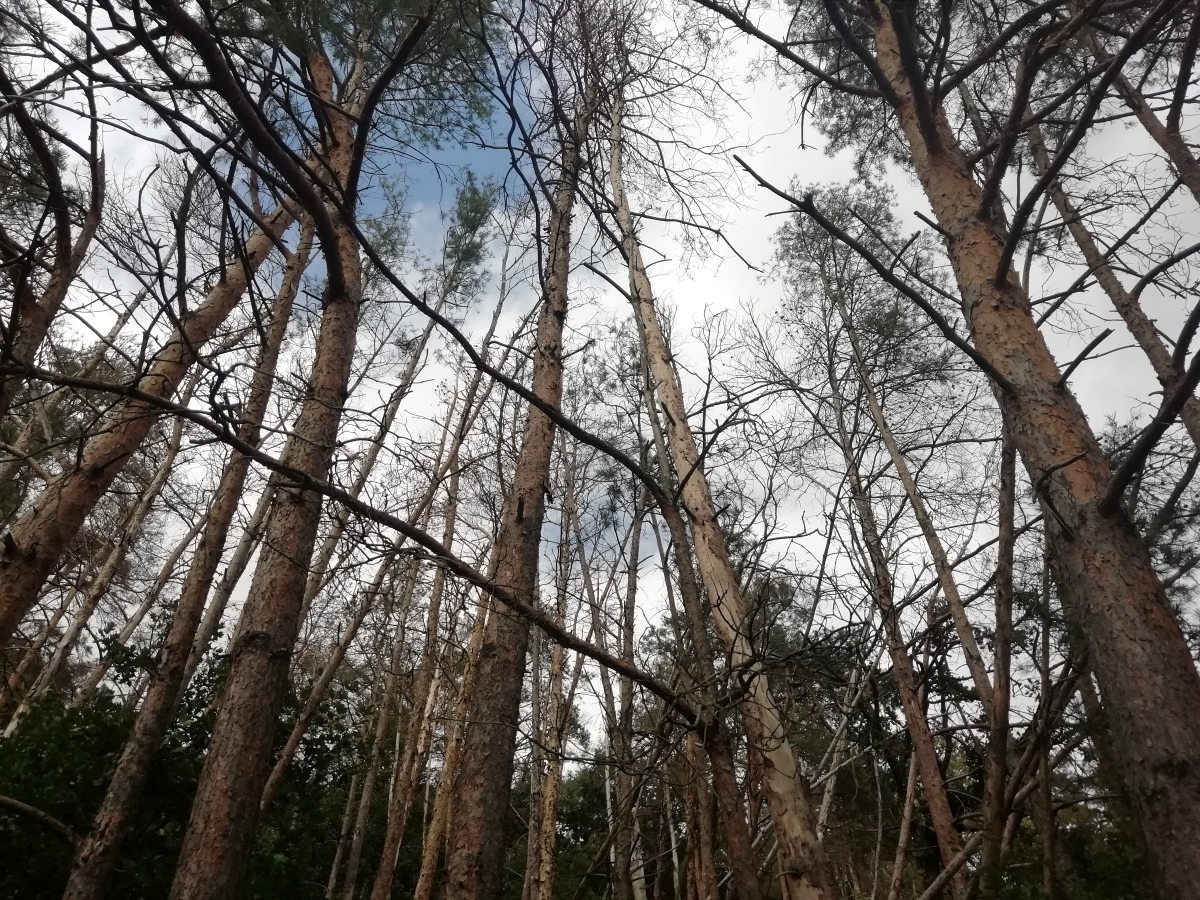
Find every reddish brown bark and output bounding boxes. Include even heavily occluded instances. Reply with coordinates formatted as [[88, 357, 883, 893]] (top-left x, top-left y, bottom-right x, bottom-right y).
[[0, 204, 294, 650], [431, 99, 590, 900], [871, 10, 1200, 897], [167, 51, 361, 898]]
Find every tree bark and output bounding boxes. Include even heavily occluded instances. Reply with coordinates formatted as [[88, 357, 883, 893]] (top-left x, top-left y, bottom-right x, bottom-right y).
[[609, 94, 832, 900], [871, 10, 1200, 897], [828, 369, 966, 900], [435, 103, 588, 900], [1027, 125, 1200, 450], [167, 52, 361, 896], [58, 220, 311, 900], [413, 598, 491, 900], [0, 203, 294, 649]]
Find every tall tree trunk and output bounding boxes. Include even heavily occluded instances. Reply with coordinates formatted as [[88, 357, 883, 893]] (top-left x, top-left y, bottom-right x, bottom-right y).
[[640, 363, 761, 900], [167, 53, 361, 895], [1026, 125, 1200, 450], [339, 561, 420, 900], [827, 369, 966, 899], [608, 95, 832, 900], [833, 293, 993, 713], [74, 514, 205, 703], [58, 222, 311, 900], [871, 11, 1200, 896], [0, 203, 295, 649], [979, 425, 1015, 899], [413, 598, 491, 900], [7, 389, 193, 734], [434, 102, 589, 900]]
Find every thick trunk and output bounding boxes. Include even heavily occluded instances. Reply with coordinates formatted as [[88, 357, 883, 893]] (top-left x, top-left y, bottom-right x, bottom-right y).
[[58, 223, 310, 900], [609, 98, 831, 900], [168, 59, 361, 892], [435, 111, 584, 900], [874, 10, 1200, 897], [0, 204, 294, 649]]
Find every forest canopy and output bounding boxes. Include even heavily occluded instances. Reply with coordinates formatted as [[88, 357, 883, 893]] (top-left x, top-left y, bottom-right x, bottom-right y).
[[2, 2, 1200, 900]]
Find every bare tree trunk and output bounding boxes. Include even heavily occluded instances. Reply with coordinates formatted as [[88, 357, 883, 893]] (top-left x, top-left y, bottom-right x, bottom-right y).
[[434, 103, 589, 900], [74, 514, 205, 702], [0, 575, 78, 712], [979, 426, 1015, 899], [885, 753, 918, 900], [872, 12, 1200, 896], [1080, 25, 1200, 205], [683, 735, 718, 900], [0, 203, 295, 649], [58, 222, 311, 900], [167, 52, 362, 894], [412, 598, 491, 900], [833, 294, 993, 713], [180, 482, 276, 693], [525, 526, 571, 900], [828, 367, 965, 899], [1027, 125, 1200, 450], [7, 390, 193, 733], [326, 773, 361, 900], [339, 561, 420, 900], [609, 95, 832, 900], [640, 370, 761, 900]]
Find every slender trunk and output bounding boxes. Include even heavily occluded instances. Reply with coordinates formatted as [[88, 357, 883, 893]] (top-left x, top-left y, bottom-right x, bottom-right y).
[[874, 12, 1200, 896], [296, 304, 446, 630], [828, 368, 965, 898], [57, 223, 311, 900], [833, 295, 994, 713], [885, 753, 918, 900], [1027, 125, 1200, 450], [7, 392, 193, 733], [0, 575, 78, 712], [526, 529, 570, 900], [641, 368, 760, 900], [979, 425, 1015, 899], [360, 437, 472, 888], [684, 735, 718, 900], [436, 102, 588, 900], [0, 204, 294, 649], [1080, 26, 1200, 206], [610, 96, 831, 900], [181, 482, 276, 692], [413, 598, 491, 900], [339, 562, 420, 900], [74, 515, 205, 703], [327, 774, 361, 900]]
